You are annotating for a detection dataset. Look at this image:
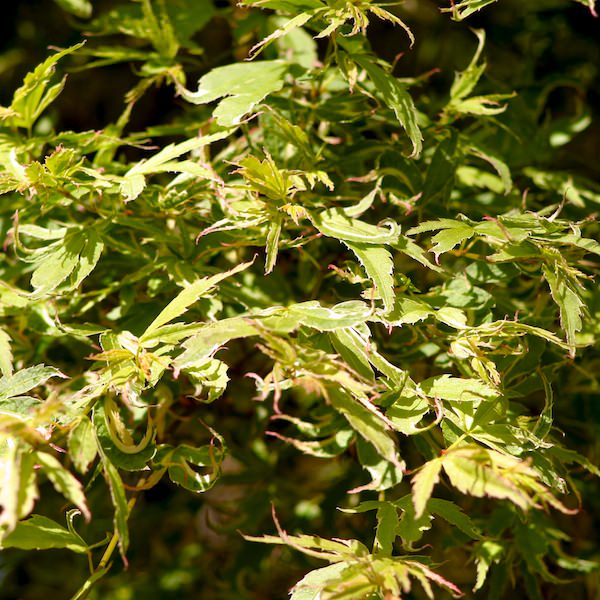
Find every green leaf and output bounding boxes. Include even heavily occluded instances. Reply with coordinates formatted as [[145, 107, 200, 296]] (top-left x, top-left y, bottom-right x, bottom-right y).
[[344, 242, 395, 313], [0, 444, 29, 535], [121, 130, 232, 201], [291, 563, 348, 600], [141, 259, 254, 341], [353, 56, 422, 157], [53, 0, 92, 18], [542, 265, 586, 356], [1, 514, 88, 552], [34, 452, 90, 521], [177, 61, 290, 126], [154, 442, 224, 493], [172, 317, 259, 368], [101, 455, 129, 557], [386, 391, 432, 435], [396, 497, 433, 548], [419, 375, 499, 403], [27, 228, 103, 297], [244, 530, 364, 561], [374, 503, 399, 556], [392, 235, 444, 272], [441, 446, 532, 510], [0, 328, 13, 377], [428, 498, 482, 539], [119, 173, 145, 203], [286, 301, 372, 332], [412, 458, 442, 518], [385, 296, 433, 326], [444, 0, 499, 20], [473, 540, 504, 591], [451, 93, 513, 117], [356, 437, 404, 491], [93, 403, 156, 472], [468, 144, 512, 194], [68, 416, 98, 474], [70, 229, 104, 288], [450, 30, 486, 101], [249, 12, 314, 59], [265, 214, 283, 274], [312, 208, 399, 244], [0, 365, 62, 402], [6, 42, 84, 129], [330, 328, 374, 381], [429, 223, 474, 260], [328, 387, 401, 468], [29, 237, 83, 296], [269, 427, 354, 458]]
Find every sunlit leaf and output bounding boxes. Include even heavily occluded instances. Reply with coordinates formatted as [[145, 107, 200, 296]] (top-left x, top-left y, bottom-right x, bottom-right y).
[[0, 514, 88, 552]]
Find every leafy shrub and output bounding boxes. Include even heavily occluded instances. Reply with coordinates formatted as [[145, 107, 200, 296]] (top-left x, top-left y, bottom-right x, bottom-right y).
[[0, 1, 599, 598]]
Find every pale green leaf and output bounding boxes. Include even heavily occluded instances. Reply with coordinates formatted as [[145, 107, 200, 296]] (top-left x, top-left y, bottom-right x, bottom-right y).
[[0, 328, 13, 377], [312, 208, 399, 244], [291, 563, 348, 600], [16, 453, 38, 522], [68, 416, 98, 474], [173, 317, 259, 369], [0, 365, 62, 402], [473, 540, 504, 591], [435, 307, 468, 328], [265, 214, 283, 274], [249, 12, 314, 58], [542, 265, 585, 356], [141, 260, 254, 341], [443, 0, 499, 20], [120, 173, 145, 202], [8, 42, 84, 129], [286, 300, 372, 332], [0, 442, 22, 535], [344, 242, 396, 313], [412, 458, 442, 518], [419, 375, 499, 403], [34, 452, 90, 521], [178, 61, 290, 126], [70, 229, 104, 288], [441, 447, 532, 510], [121, 130, 232, 201], [30, 235, 85, 297]]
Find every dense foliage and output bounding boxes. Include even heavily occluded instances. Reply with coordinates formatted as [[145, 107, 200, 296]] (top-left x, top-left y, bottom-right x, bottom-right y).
[[0, 1, 599, 598]]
